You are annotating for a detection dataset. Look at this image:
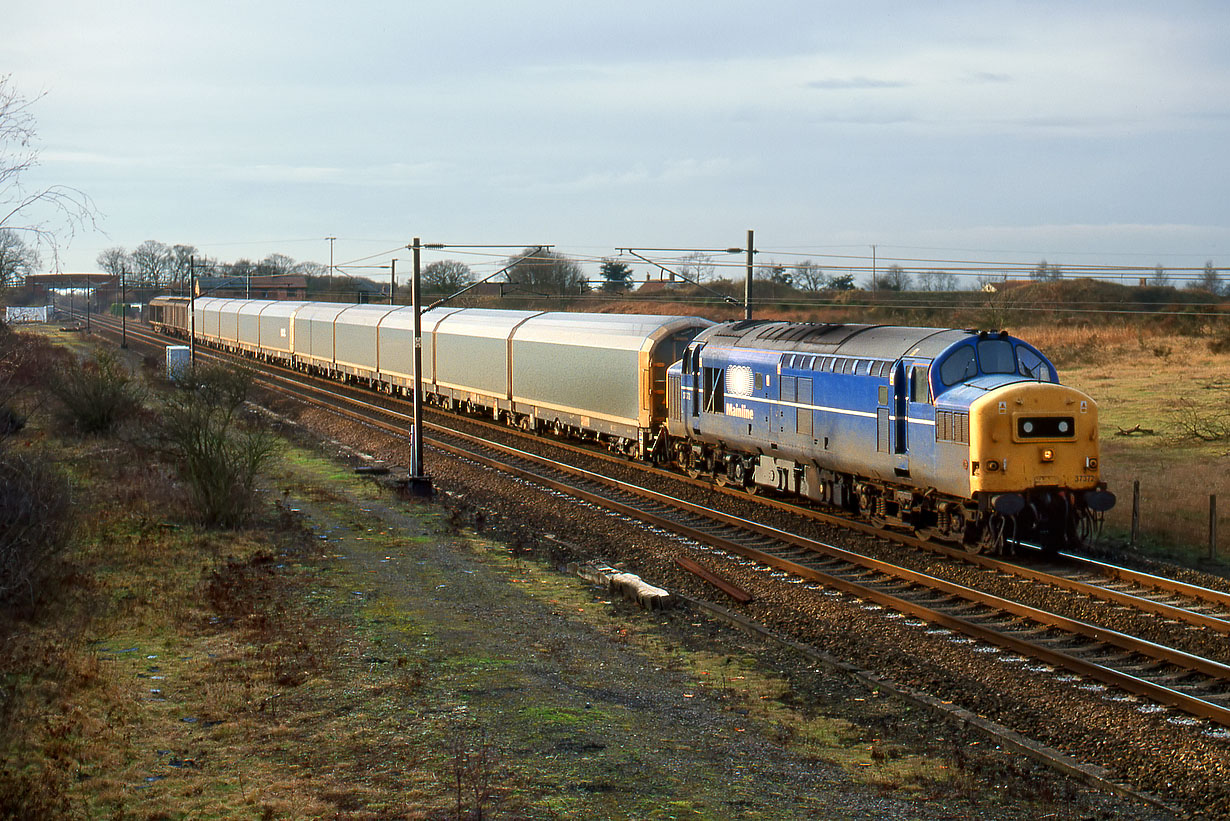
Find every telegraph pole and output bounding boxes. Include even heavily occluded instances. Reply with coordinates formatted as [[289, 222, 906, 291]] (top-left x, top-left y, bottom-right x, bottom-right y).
[[744, 229, 754, 321], [326, 236, 336, 297], [189, 256, 196, 366], [121, 267, 128, 348]]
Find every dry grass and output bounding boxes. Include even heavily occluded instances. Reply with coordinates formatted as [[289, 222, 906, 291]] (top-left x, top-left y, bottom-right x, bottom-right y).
[[1010, 323, 1230, 562]]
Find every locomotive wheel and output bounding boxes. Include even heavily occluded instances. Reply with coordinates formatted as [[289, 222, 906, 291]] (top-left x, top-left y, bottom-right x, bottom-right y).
[[683, 454, 701, 479], [961, 519, 987, 554]]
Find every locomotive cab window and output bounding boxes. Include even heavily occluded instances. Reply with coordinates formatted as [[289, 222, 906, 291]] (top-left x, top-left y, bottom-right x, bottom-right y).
[[940, 345, 977, 386], [978, 338, 1015, 373]]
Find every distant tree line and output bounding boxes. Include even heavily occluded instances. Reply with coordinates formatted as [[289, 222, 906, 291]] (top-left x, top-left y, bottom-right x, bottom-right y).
[[73, 241, 1226, 301], [95, 241, 330, 292]]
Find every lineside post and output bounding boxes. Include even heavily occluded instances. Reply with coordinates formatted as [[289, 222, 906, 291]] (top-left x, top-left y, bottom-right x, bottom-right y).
[[1211, 495, 1218, 561], [404, 237, 433, 498], [744, 228, 754, 321], [1130, 479, 1140, 547]]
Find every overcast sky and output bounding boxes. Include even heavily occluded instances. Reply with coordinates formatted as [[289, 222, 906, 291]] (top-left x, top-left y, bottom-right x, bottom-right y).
[[7, 1, 1230, 284]]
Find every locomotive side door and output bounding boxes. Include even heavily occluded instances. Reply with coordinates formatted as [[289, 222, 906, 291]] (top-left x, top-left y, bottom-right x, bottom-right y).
[[892, 362, 908, 455], [688, 343, 705, 433], [892, 361, 912, 476]]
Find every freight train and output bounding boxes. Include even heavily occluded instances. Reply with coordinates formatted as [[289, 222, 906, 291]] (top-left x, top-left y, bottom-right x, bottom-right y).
[[147, 295, 1114, 553]]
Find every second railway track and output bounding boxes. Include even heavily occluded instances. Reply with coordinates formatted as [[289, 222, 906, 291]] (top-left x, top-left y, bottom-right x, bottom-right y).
[[88, 312, 1230, 736]]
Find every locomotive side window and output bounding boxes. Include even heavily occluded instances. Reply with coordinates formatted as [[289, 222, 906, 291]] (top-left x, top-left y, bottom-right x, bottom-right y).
[[910, 366, 930, 403], [1016, 346, 1054, 382], [754, 372, 764, 391], [978, 338, 1015, 373], [702, 367, 725, 414], [940, 345, 977, 386]]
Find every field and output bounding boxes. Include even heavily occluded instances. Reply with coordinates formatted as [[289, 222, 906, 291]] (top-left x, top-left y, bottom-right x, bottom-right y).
[[1020, 323, 1230, 564]]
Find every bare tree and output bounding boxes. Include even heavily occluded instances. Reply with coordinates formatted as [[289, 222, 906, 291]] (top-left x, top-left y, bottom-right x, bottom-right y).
[[96, 246, 128, 278], [792, 260, 827, 292], [170, 244, 199, 292], [292, 260, 327, 278], [1, 75, 97, 268], [421, 259, 475, 293], [1191, 260, 1223, 295], [917, 270, 958, 292], [676, 252, 715, 283], [1147, 264, 1169, 287], [1031, 259, 1062, 282], [0, 229, 39, 286], [756, 260, 791, 284], [130, 240, 173, 288], [505, 248, 585, 294], [256, 253, 296, 276], [878, 264, 911, 291]]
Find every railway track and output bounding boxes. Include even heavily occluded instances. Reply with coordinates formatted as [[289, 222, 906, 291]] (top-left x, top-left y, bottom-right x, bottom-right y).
[[83, 313, 1230, 732]]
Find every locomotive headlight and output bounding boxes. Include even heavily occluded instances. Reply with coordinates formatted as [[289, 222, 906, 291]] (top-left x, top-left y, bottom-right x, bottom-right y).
[[1041, 448, 1055, 462], [985, 459, 1001, 472], [1085, 456, 1098, 470]]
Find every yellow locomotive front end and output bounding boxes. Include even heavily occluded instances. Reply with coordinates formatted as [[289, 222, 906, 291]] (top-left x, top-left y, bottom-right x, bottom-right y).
[[967, 381, 1114, 550]]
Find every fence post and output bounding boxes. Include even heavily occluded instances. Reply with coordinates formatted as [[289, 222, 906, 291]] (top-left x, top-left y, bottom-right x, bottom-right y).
[[1211, 495, 1219, 562], [1130, 480, 1140, 548]]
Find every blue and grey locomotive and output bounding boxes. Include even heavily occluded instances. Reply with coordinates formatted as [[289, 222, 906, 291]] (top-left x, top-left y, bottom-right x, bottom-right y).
[[665, 320, 1114, 553]]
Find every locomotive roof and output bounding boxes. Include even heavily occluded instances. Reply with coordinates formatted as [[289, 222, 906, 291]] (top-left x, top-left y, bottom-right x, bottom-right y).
[[696, 320, 971, 360]]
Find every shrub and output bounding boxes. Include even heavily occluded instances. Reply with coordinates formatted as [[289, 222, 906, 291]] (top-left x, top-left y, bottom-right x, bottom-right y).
[[0, 444, 72, 609], [47, 350, 146, 436], [157, 364, 277, 528], [0, 328, 65, 435]]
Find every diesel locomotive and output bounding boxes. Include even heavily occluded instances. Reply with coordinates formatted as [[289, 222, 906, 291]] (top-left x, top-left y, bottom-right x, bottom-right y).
[[148, 296, 1114, 553], [667, 320, 1115, 553]]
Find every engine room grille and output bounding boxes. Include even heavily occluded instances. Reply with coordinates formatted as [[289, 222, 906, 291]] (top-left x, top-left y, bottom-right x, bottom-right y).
[[936, 410, 970, 444]]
